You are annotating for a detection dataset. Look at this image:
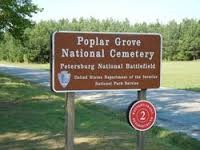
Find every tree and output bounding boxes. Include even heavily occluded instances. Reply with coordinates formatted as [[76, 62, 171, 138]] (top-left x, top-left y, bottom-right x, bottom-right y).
[[0, 32, 25, 62], [0, 0, 41, 39], [164, 20, 181, 60], [23, 20, 60, 63], [176, 19, 200, 60], [1, 17, 200, 63]]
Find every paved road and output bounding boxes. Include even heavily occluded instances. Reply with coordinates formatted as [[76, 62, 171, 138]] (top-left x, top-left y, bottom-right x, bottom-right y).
[[0, 64, 200, 140]]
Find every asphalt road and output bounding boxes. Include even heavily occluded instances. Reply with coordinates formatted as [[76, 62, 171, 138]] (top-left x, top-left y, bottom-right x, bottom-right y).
[[0, 64, 200, 140]]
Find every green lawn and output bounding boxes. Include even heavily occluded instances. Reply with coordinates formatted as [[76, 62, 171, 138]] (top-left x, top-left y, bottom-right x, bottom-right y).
[[0, 73, 200, 149], [1, 61, 200, 92], [162, 61, 200, 91], [0, 61, 49, 70]]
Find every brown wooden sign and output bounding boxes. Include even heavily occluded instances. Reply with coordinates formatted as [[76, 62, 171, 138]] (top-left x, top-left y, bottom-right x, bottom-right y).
[[51, 32, 161, 92]]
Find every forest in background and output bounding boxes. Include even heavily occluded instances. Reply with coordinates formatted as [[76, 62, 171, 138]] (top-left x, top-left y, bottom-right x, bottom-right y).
[[0, 18, 199, 63]]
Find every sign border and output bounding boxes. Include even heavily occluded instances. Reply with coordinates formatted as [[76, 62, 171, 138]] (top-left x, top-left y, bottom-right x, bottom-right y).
[[128, 100, 157, 131], [51, 31, 162, 92]]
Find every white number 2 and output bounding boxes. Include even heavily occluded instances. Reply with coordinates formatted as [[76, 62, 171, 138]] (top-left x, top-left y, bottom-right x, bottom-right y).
[[140, 111, 146, 121]]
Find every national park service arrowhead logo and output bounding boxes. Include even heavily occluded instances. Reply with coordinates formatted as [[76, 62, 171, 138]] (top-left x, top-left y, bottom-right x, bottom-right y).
[[58, 71, 71, 88]]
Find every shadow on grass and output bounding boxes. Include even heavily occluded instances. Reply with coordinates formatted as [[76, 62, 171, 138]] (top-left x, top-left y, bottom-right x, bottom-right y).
[[150, 127, 200, 150], [0, 73, 200, 150], [0, 98, 136, 149], [0, 73, 136, 149], [0, 132, 64, 150], [0, 73, 55, 102], [167, 132, 200, 150], [182, 87, 200, 92]]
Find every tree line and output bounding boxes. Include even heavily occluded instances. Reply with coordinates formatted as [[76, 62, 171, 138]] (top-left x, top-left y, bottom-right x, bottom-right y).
[[0, 18, 200, 63]]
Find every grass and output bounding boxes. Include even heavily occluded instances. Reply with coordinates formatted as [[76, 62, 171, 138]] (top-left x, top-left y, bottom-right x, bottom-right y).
[[0, 73, 200, 149], [0, 61, 49, 70], [162, 61, 200, 92], [1, 60, 200, 92]]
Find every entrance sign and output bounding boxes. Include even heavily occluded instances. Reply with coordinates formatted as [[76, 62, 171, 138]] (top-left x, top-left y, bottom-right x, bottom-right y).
[[51, 32, 161, 92], [128, 100, 156, 131]]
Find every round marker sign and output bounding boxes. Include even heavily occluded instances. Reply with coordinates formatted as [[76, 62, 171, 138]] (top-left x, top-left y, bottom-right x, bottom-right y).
[[128, 100, 156, 131]]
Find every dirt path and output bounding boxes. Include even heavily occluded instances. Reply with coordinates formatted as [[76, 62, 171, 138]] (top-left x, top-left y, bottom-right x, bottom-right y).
[[0, 64, 200, 140]]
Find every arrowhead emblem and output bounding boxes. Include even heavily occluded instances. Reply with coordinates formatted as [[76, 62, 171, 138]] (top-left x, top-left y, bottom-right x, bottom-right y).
[[58, 70, 71, 88]]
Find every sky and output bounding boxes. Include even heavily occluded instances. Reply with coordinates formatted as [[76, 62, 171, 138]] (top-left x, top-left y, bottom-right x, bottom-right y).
[[32, 0, 200, 24]]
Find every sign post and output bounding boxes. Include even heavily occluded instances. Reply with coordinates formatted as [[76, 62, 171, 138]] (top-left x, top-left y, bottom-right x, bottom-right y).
[[136, 89, 146, 150], [64, 92, 75, 150], [128, 89, 156, 150]]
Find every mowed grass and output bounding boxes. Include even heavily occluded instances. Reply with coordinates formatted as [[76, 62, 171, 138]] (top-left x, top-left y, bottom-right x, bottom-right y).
[[0, 73, 200, 149], [1, 61, 200, 92], [0, 61, 49, 70], [162, 61, 200, 91]]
